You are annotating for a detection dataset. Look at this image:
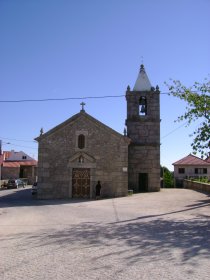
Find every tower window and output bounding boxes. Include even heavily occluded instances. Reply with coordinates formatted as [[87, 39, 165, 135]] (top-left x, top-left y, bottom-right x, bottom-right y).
[[139, 97, 147, 116], [78, 134, 85, 149]]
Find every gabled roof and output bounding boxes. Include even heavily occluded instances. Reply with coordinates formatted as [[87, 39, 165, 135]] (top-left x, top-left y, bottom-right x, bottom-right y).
[[2, 160, 37, 167], [35, 111, 130, 144], [133, 64, 152, 91], [173, 154, 210, 166]]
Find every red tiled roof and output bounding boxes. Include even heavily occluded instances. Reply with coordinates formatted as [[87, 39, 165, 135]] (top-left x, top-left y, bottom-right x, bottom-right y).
[[2, 160, 37, 168], [206, 156, 210, 163], [173, 154, 210, 166]]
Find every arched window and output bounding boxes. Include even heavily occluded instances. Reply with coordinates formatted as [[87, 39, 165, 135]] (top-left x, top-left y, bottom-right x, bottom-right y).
[[139, 96, 147, 116], [78, 134, 85, 149]]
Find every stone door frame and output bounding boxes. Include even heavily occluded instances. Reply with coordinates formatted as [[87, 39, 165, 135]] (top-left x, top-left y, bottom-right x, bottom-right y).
[[72, 168, 90, 198], [68, 152, 96, 198]]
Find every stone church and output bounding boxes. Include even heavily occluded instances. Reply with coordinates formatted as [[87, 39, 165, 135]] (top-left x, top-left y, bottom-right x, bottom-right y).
[[35, 65, 160, 199]]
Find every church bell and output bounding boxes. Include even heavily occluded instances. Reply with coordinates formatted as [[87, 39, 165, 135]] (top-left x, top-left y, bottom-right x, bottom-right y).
[[140, 105, 146, 113]]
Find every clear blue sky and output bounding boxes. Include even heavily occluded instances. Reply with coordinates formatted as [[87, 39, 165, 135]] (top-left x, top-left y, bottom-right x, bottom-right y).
[[0, 0, 209, 170]]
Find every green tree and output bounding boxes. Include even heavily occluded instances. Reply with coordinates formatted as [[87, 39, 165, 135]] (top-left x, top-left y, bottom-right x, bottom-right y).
[[160, 166, 174, 188], [163, 169, 174, 188], [161, 166, 174, 188], [165, 79, 210, 158]]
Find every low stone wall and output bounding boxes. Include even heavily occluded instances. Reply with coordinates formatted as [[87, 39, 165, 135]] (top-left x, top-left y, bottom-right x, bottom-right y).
[[184, 179, 210, 193]]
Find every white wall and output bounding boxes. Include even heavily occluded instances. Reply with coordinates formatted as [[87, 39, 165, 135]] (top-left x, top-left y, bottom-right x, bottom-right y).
[[6, 150, 34, 161], [174, 165, 210, 179]]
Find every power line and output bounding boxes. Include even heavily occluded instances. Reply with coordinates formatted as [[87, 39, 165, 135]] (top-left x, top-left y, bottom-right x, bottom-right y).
[[2, 142, 37, 150], [0, 90, 206, 104], [0, 92, 198, 147], [0, 95, 126, 103], [0, 136, 36, 143], [161, 121, 189, 140], [2, 121, 190, 147], [0, 92, 172, 103]]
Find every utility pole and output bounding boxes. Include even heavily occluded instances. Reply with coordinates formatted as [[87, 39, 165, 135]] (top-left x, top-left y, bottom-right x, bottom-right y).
[[0, 140, 2, 181]]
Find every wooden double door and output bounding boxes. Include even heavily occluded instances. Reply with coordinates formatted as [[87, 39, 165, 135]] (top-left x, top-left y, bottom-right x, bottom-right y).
[[72, 168, 90, 198]]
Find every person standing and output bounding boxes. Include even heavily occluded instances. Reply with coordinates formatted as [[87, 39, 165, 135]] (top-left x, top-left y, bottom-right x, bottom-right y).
[[95, 181, 101, 200]]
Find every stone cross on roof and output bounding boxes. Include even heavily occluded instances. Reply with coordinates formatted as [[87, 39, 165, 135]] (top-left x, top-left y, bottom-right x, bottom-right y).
[[80, 102, 86, 112]]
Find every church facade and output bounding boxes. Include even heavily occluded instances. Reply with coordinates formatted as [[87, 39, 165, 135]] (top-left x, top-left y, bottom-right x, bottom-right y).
[[35, 65, 160, 199], [35, 111, 130, 199]]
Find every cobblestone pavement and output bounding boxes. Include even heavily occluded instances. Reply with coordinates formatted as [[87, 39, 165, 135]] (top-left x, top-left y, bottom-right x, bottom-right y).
[[0, 187, 210, 280]]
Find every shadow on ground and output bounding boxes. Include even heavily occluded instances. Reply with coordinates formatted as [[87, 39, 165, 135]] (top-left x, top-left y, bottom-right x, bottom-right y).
[[0, 188, 95, 208], [18, 216, 210, 266], [1, 189, 210, 268]]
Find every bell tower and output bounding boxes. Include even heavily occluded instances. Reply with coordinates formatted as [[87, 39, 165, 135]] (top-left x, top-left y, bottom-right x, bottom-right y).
[[126, 64, 160, 192]]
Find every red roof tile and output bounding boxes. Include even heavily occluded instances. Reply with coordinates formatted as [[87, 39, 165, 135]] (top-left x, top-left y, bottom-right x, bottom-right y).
[[173, 154, 210, 166], [2, 160, 37, 168]]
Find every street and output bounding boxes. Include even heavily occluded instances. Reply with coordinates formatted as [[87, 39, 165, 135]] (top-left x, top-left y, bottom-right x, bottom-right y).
[[0, 187, 210, 280]]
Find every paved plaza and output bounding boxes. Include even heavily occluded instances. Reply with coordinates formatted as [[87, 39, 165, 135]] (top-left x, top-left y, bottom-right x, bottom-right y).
[[0, 187, 210, 280]]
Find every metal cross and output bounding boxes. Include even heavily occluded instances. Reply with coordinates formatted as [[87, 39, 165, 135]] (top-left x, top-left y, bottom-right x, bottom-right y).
[[141, 55, 144, 64], [80, 102, 86, 111]]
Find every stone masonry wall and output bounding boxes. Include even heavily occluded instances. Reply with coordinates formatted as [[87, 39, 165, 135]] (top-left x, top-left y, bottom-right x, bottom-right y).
[[126, 88, 160, 192], [128, 145, 160, 192], [37, 113, 129, 199], [183, 179, 210, 193]]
